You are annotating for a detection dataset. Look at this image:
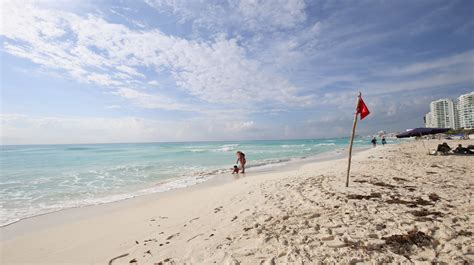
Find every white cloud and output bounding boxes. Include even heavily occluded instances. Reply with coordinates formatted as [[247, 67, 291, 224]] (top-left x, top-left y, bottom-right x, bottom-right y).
[[1, 114, 165, 144], [116, 65, 145, 78], [236, 0, 306, 31], [105, 105, 122, 109], [86, 73, 123, 86], [1, 1, 472, 143], [0, 114, 263, 144], [147, 80, 159, 86], [145, 0, 307, 33], [381, 50, 474, 77], [227, 120, 256, 132], [1, 1, 309, 109], [113, 88, 194, 111], [366, 67, 474, 95]]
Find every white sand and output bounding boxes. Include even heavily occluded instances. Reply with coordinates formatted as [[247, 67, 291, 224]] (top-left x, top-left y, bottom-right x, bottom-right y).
[[1, 140, 473, 264]]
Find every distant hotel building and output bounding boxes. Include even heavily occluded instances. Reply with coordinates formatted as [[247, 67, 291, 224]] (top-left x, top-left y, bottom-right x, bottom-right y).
[[424, 91, 474, 130], [458, 92, 474, 129]]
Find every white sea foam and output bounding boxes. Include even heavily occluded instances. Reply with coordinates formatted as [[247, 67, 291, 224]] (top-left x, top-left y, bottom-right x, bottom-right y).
[[189, 149, 207, 153], [281, 144, 305, 148], [216, 146, 233, 152], [0, 174, 214, 227], [214, 144, 239, 152], [223, 144, 239, 147], [314, 143, 336, 146]]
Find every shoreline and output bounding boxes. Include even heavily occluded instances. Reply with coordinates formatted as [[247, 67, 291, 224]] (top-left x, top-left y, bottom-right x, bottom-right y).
[[0, 145, 371, 231], [2, 139, 471, 264]]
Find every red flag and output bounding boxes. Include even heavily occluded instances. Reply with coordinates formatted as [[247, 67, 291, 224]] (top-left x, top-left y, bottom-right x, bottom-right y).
[[356, 97, 370, 120]]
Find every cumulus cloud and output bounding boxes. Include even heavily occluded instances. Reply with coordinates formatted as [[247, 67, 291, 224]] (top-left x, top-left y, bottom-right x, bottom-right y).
[[113, 88, 194, 111], [0, 1, 309, 110], [144, 0, 307, 33], [1, 114, 165, 144], [147, 80, 160, 86], [0, 114, 263, 144], [227, 120, 256, 132], [1, 0, 472, 144]]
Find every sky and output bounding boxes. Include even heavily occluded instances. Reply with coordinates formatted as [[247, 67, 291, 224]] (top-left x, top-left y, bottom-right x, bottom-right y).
[[1, 0, 473, 145]]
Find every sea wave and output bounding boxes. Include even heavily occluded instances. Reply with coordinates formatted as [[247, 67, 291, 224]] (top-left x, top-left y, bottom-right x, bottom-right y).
[[189, 149, 208, 153], [0, 174, 214, 227], [214, 144, 239, 152], [0, 153, 317, 227], [281, 144, 305, 148], [314, 143, 336, 146], [215, 146, 233, 152]]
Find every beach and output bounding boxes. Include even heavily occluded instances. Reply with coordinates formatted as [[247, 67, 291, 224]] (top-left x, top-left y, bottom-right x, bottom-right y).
[[1, 139, 473, 264], [0, 139, 371, 227]]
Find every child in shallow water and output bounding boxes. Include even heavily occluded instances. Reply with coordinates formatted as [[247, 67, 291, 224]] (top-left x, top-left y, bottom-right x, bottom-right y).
[[232, 165, 240, 174]]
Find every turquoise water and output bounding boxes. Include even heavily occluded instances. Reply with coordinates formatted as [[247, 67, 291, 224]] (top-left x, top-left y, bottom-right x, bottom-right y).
[[0, 138, 391, 226]]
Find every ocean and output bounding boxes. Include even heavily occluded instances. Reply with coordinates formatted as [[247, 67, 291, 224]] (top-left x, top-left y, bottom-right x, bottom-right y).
[[0, 137, 393, 226]]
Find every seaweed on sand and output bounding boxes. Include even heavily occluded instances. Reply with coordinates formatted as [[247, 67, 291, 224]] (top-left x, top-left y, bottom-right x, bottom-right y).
[[382, 230, 435, 256], [408, 209, 443, 217], [457, 230, 472, 237], [385, 196, 433, 207], [344, 230, 436, 256], [352, 180, 398, 188], [393, 177, 408, 182], [371, 181, 397, 188], [347, 193, 382, 200], [428, 193, 441, 202], [353, 179, 368, 183]]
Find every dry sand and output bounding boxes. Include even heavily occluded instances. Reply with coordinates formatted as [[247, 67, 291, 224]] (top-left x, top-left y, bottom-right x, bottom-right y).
[[1, 140, 473, 264]]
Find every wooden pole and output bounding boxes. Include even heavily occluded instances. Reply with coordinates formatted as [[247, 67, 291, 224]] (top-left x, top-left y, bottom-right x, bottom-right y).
[[346, 92, 361, 187], [420, 132, 429, 154]]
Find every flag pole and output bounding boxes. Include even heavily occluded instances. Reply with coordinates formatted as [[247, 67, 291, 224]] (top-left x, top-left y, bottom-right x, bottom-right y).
[[346, 92, 361, 187]]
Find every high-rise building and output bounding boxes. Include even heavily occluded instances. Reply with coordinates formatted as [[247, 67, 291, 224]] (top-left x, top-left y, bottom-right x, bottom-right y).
[[424, 112, 433, 128], [458, 92, 474, 129], [429, 99, 459, 129], [425, 92, 474, 130], [453, 100, 460, 129]]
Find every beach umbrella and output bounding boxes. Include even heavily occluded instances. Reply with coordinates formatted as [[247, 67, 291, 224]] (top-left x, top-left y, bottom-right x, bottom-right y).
[[396, 128, 450, 138]]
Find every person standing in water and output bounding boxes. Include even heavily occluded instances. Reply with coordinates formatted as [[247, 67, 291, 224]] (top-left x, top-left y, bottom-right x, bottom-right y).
[[381, 136, 387, 146], [371, 137, 377, 147], [236, 151, 246, 173]]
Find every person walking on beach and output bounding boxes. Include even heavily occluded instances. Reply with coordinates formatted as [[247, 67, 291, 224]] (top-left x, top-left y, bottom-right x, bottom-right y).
[[371, 137, 377, 147], [381, 136, 387, 146], [236, 151, 246, 173]]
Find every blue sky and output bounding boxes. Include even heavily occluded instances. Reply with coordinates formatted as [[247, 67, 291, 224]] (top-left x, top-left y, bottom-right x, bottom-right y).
[[1, 0, 473, 144]]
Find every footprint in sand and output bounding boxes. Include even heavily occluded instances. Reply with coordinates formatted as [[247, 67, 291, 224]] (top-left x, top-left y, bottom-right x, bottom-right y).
[[240, 208, 250, 213], [187, 234, 203, 242], [166, 233, 180, 240], [188, 217, 200, 223], [214, 206, 223, 213]]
